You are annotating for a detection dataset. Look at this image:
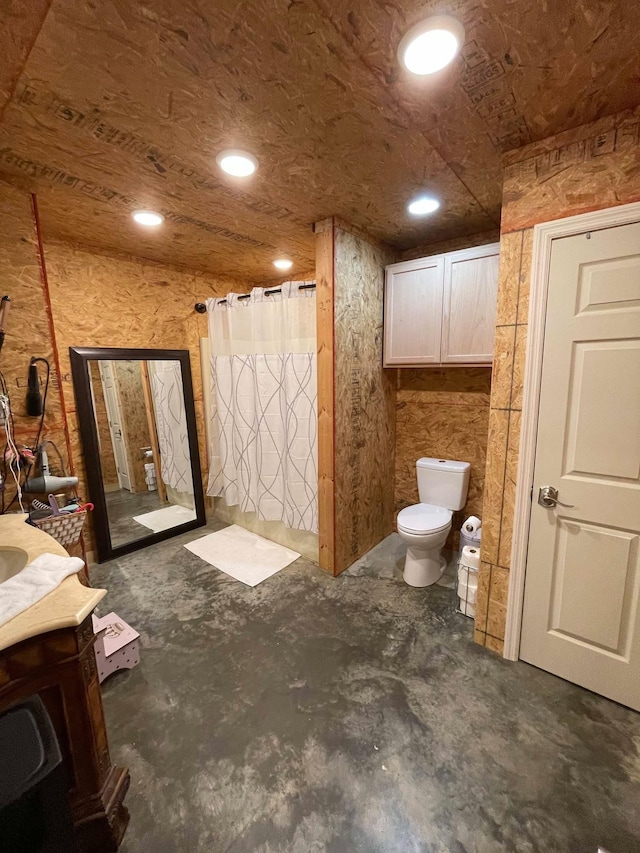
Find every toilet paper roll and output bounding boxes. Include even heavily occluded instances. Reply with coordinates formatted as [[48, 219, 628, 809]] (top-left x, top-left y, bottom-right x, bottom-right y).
[[462, 515, 482, 535], [458, 565, 478, 589], [461, 545, 481, 570]]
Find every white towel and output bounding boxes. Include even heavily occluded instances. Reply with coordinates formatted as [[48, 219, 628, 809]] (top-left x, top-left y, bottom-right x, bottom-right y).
[[0, 552, 84, 628]]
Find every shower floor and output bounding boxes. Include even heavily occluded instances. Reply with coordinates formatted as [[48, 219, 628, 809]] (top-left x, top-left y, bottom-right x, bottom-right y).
[[90, 522, 640, 852]]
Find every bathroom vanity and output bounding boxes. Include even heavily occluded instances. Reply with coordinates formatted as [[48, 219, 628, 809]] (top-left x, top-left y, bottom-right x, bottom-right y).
[[0, 515, 130, 852]]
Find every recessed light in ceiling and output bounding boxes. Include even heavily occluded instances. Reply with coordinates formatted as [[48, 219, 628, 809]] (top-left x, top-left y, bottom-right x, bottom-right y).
[[216, 149, 258, 177], [398, 15, 465, 75], [407, 196, 440, 216], [273, 259, 293, 271], [132, 210, 164, 227]]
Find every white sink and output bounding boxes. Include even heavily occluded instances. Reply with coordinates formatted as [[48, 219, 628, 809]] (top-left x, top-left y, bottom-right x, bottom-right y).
[[0, 546, 29, 583]]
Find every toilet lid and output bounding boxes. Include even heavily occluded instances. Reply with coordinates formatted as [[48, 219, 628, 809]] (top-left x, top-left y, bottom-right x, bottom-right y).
[[397, 503, 452, 535]]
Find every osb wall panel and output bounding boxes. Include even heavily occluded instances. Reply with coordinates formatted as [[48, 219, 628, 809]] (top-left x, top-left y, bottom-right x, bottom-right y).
[[399, 229, 500, 262], [501, 107, 640, 234], [43, 238, 247, 550], [333, 223, 397, 574], [113, 360, 151, 493], [476, 110, 640, 654], [395, 368, 491, 549], [88, 361, 117, 487], [315, 218, 335, 573], [0, 178, 68, 512]]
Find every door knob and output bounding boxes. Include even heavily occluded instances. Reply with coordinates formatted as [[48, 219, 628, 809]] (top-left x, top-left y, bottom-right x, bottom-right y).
[[538, 486, 574, 508]]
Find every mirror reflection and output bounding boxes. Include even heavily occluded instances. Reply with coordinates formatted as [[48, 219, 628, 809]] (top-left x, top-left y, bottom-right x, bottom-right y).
[[88, 359, 196, 548]]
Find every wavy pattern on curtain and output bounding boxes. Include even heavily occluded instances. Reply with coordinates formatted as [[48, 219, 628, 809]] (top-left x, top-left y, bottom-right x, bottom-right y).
[[206, 282, 318, 533], [148, 360, 194, 495]]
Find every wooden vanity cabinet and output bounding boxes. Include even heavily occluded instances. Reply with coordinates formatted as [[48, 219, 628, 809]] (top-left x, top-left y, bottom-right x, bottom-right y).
[[0, 616, 130, 852], [383, 243, 500, 367]]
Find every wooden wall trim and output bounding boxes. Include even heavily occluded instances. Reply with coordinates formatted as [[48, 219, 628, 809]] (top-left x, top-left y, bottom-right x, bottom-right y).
[[315, 217, 335, 573]]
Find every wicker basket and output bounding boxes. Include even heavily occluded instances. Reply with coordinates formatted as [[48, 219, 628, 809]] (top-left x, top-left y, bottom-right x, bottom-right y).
[[32, 510, 88, 548]]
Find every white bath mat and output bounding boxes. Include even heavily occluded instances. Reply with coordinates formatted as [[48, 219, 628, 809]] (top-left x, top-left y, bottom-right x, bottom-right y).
[[184, 525, 300, 587], [133, 504, 197, 532]]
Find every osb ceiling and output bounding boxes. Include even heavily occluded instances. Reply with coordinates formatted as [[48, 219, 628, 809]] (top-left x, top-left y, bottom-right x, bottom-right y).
[[1, 0, 639, 281]]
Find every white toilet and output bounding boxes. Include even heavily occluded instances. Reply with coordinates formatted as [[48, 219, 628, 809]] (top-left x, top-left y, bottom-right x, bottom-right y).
[[397, 458, 470, 588]]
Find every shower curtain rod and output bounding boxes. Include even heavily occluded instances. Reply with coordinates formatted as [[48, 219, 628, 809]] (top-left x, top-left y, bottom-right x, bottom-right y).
[[194, 282, 316, 313]]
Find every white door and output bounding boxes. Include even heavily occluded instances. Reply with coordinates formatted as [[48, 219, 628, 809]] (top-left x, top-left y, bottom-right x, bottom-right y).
[[383, 257, 444, 366], [99, 362, 132, 492], [520, 221, 640, 711]]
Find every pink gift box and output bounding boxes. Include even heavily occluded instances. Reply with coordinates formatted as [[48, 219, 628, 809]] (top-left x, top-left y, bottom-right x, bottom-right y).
[[92, 611, 140, 683]]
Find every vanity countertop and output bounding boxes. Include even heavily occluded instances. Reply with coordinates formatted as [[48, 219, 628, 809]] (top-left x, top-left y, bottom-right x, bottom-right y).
[[0, 514, 106, 653]]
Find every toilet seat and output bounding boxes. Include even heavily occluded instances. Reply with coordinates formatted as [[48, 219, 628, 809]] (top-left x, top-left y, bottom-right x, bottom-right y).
[[397, 503, 452, 535]]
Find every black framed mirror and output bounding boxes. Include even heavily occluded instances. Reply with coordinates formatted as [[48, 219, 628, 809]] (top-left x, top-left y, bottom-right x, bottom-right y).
[[70, 347, 206, 562]]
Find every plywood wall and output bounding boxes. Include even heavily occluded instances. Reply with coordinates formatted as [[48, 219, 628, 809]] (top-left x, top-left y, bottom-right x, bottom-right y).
[[88, 361, 117, 488], [501, 107, 640, 233], [399, 230, 500, 263], [315, 218, 335, 572], [316, 217, 397, 575], [113, 360, 151, 493], [476, 109, 640, 654], [395, 368, 491, 549], [0, 178, 69, 512], [43, 239, 248, 551]]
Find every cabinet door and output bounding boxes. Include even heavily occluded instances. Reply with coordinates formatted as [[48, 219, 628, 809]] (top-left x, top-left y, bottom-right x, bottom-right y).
[[441, 245, 499, 364], [383, 257, 444, 366]]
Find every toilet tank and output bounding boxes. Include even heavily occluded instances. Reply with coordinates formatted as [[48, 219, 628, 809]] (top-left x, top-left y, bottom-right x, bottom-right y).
[[416, 458, 470, 511]]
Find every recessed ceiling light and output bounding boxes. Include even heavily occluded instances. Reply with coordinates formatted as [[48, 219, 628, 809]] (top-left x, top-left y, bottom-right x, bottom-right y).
[[132, 210, 164, 227], [398, 15, 465, 75], [407, 196, 440, 216], [273, 259, 293, 271], [216, 149, 258, 177]]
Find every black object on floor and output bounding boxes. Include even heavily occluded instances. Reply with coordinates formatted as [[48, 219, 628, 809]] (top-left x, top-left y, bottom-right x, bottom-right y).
[[0, 695, 76, 853]]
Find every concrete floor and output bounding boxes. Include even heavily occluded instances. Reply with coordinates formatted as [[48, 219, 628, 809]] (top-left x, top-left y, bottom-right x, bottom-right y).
[[91, 522, 640, 853], [105, 488, 164, 546]]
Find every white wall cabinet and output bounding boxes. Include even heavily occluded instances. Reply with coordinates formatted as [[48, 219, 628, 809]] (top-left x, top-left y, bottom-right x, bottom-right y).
[[383, 243, 500, 367]]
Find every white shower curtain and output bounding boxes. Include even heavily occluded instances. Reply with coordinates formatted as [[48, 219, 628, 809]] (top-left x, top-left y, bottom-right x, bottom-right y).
[[206, 281, 318, 533], [148, 360, 194, 496]]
